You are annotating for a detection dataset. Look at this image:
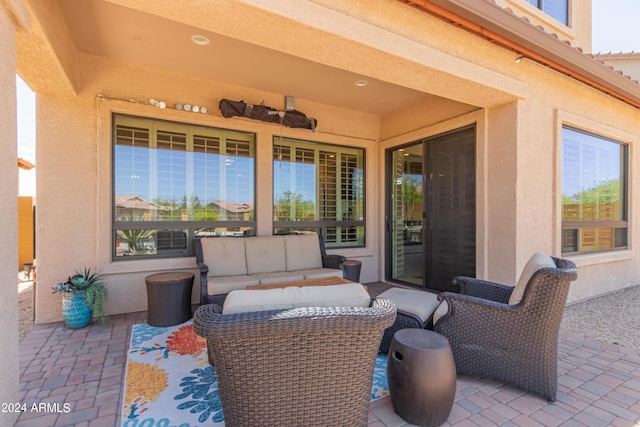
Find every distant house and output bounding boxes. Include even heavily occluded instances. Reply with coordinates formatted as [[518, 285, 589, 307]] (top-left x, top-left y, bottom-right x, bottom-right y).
[[208, 201, 254, 221], [593, 51, 640, 83], [115, 195, 169, 220], [17, 157, 35, 271], [17, 157, 34, 170]]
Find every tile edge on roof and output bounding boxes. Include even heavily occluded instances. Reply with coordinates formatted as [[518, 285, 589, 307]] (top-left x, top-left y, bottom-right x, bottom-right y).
[[401, 0, 640, 108], [488, 1, 639, 85]]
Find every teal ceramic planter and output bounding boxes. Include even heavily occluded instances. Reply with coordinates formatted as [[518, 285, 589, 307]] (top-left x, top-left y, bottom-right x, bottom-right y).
[[62, 291, 92, 329]]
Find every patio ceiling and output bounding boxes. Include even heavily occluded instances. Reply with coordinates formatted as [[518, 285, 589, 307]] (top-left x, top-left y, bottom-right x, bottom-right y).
[[53, 0, 435, 115]]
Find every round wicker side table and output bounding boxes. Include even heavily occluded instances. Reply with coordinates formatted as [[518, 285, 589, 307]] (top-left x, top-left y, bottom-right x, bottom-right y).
[[145, 272, 194, 327], [342, 259, 362, 282]]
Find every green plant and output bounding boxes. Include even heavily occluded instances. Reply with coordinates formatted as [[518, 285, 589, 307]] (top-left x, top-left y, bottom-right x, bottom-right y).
[[116, 228, 156, 254], [52, 267, 109, 324], [115, 212, 156, 255]]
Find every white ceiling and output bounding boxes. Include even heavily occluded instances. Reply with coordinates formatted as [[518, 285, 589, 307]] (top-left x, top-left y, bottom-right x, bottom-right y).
[[58, 0, 436, 115]]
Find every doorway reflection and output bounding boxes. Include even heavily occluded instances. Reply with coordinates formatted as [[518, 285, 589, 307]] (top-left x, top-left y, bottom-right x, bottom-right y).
[[390, 144, 424, 285]]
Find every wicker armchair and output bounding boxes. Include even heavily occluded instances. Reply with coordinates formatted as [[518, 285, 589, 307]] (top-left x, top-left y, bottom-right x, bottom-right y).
[[434, 256, 577, 401], [193, 298, 396, 427]]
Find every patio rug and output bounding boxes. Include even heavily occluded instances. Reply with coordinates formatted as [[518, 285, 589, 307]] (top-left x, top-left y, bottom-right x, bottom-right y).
[[121, 320, 390, 427]]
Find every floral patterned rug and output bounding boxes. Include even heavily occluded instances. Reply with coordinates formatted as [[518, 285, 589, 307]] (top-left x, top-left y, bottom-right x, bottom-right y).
[[121, 320, 389, 427]]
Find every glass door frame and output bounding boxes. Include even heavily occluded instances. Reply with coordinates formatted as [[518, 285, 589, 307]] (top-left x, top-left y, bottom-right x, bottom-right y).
[[385, 141, 426, 288], [385, 125, 477, 291]]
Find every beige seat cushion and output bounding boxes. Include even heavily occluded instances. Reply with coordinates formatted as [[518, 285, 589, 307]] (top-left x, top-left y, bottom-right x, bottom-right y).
[[284, 234, 323, 271], [201, 237, 247, 277], [509, 253, 556, 305], [222, 283, 371, 314], [245, 236, 287, 274], [378, 288, 440, 323]]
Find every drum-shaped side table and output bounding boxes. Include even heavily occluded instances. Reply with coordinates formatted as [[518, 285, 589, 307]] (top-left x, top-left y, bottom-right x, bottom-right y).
[[342, 259, 362, 282], [387, 329, 456, 427], [145, 272, 194, 327]]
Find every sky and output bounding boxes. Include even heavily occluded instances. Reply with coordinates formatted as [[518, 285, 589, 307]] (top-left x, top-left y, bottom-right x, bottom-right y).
[[17, 76, 35, 197], [15, 1, 640, 197], [591, 0, 640, 53]]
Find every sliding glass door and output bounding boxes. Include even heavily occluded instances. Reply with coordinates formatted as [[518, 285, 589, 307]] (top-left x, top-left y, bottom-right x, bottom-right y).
[[387, 126, 476, 292]]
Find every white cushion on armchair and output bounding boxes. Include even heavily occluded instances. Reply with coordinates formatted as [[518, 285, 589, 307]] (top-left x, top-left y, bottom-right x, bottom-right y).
[[509, 253, 556, 305]]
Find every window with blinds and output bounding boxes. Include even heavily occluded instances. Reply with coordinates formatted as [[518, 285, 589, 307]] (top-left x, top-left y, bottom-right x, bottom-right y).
[[113, 114, 256, 259], [273, 138, 365, 248], [561, 126, 627, 254]]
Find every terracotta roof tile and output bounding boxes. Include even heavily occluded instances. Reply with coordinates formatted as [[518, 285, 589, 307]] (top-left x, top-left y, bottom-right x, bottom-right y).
[[484, 0, 640, 87], [403, 0, 640, 107], [17, 157, 35, 170]]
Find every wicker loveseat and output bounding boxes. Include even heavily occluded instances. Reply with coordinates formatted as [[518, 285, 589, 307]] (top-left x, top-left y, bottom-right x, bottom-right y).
[[434, 254, 578, 401], [193, 297, 396, 427], [194, 234, 347, 306]]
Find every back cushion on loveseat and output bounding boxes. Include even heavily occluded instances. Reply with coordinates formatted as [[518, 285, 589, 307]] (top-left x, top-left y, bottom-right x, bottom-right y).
[[201, 237, 248, 277], [284, 234, 323, 272], [245, 236, 287, 274]]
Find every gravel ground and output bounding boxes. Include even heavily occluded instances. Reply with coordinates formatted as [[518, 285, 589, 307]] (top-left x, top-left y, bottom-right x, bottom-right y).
[[18, 280, 35, 341], [560, 284, 640, 349], [17, 280, 640, 349]]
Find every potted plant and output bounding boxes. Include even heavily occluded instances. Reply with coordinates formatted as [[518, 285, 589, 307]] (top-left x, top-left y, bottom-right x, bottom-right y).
[[52, 267, 109, 328]]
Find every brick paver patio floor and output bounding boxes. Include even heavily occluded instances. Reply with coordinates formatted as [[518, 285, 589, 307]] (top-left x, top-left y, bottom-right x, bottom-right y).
[[15, 311, 640, 426]]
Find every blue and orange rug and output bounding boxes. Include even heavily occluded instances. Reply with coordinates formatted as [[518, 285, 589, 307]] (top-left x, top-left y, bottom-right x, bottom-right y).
[[121, 320, 389, 427]]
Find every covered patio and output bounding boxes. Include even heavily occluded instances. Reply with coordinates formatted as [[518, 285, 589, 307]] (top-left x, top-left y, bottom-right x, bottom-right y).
[[5, 1, 640, 425], [15, 294, 640, 426]]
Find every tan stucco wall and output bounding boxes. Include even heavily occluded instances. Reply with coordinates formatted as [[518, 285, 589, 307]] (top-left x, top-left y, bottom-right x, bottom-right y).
[[35, 54, 384, 323], [24, 0, 640, 324], [0, 3, 23, 425]]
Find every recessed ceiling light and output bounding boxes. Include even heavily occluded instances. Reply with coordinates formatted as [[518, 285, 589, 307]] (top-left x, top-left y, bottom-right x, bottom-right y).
[[355, 80, 368, 87], [191, 35, 210, 46]]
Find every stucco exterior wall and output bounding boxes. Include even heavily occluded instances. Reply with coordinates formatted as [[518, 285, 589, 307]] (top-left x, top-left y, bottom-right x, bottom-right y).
[[27, 0, 640, 325], [35, 54, 384, 323], [0, 4, 22, 426]]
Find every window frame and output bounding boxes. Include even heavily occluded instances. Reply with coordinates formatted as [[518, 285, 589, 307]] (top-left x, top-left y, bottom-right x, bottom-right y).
[[111, 113, 256, 260], [272, 137, 366, 248], [561, 125, 628, 255]]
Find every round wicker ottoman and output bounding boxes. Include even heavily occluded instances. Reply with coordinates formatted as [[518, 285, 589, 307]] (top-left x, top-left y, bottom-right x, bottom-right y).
[[387, 329, 456, 427], [145, 272, 194, 327]]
